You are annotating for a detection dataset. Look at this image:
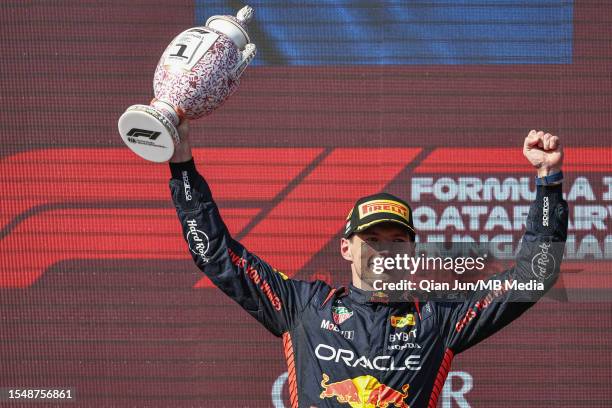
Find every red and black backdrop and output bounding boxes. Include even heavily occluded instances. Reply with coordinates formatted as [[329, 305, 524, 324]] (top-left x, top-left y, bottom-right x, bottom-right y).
[[1, 1, 611, 406]]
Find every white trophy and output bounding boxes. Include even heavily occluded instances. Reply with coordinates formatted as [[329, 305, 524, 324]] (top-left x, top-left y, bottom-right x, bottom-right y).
[[118, 6, 257, 162]]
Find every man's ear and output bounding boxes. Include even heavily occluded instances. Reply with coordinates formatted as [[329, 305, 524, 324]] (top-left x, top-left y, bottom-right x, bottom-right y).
[[340, 237, 353, 262]]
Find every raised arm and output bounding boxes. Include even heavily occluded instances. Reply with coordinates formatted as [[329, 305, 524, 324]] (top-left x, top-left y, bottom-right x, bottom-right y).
[[169, 121, 328, 337], [438, 130, 568, 353]]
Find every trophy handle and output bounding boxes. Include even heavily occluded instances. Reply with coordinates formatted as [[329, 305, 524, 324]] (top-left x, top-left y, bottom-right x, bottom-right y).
[[231, 43, 257, 80]]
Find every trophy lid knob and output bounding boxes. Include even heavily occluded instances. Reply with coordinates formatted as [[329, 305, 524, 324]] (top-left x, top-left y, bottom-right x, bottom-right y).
[[237, 5, 253, 25], [206, 5, 254, 50]]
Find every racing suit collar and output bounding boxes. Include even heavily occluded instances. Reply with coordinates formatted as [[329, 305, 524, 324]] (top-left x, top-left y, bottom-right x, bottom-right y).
[[348, 284, 392, 304], [348, 284, 420, 316]]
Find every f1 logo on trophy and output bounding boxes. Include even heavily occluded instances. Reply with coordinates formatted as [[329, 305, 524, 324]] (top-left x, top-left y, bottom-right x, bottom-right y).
[[118, 6, 256, 162]]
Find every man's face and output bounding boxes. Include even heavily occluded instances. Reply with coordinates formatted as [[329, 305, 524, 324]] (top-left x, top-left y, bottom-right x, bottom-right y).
[[340, 222, 414, 287]]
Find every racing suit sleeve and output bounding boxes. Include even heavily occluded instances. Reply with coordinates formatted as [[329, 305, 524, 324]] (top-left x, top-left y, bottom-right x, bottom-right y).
[[437, 183, 568, 353], [169, 159, 326, 337]]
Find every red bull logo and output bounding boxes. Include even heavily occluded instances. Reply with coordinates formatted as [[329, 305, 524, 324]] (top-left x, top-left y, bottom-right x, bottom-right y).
[[320, 373, 409, 408]]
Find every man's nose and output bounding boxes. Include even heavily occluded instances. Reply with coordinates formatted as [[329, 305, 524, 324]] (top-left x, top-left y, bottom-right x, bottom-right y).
[[376, 248, 391, 256], [370, 244, 392, 256]]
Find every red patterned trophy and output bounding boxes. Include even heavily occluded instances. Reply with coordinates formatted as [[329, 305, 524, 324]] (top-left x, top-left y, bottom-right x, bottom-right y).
[[118, 6, 257, 162]]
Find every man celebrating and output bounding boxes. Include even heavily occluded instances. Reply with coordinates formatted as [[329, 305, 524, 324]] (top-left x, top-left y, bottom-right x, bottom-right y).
[[168, 126, 567, 407]]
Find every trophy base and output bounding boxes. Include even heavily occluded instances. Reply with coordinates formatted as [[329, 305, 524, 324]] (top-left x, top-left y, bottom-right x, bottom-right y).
[[118, 105, 179, 163]]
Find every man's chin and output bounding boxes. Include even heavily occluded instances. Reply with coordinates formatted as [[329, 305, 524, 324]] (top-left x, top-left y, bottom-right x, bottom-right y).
[[360, 270, 395, 286]]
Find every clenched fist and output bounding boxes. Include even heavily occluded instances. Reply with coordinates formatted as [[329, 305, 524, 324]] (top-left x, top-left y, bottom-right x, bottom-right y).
[[523, 130, 563, 177]]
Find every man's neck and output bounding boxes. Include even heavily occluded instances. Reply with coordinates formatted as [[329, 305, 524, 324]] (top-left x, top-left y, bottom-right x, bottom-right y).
[[351, 270, 376, 291]]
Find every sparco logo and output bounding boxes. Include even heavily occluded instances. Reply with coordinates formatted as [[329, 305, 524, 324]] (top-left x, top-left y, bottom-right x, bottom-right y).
[[186, 219, 209, 261], [182, 171, 192, 201], [531, 241, 555, 280], [126, 128, 161, 140], [315, 344, 421, 371], [542, 196, 550, 227]]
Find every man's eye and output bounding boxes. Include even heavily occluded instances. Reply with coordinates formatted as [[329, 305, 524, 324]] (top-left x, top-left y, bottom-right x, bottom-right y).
[[366, 237, 379, 243], [393, 238, 407, 243]]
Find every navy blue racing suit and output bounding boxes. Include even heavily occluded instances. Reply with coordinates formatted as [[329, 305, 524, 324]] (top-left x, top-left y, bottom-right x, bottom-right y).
[[169, 159, 568, 408]]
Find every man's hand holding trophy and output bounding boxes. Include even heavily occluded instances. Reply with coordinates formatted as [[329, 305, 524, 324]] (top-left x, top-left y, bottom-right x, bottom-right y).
[[118, 6, 256, 162]]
